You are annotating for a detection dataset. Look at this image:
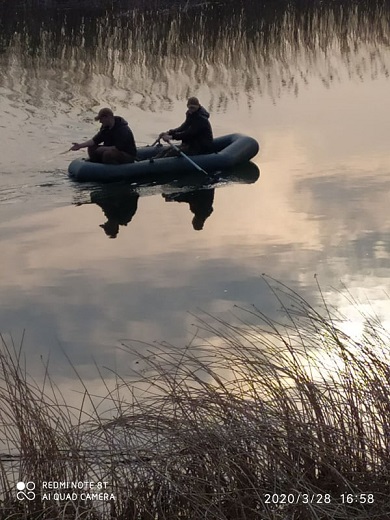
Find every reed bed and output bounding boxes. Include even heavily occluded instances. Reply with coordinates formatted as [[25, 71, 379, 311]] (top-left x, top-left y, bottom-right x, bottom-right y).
[[0, 279, 390, 519]]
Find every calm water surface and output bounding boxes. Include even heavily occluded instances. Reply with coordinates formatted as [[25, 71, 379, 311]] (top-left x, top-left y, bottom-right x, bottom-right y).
[[1, 0, 390, 392]]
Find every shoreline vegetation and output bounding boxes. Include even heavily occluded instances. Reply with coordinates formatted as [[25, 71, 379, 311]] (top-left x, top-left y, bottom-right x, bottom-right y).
[[1, 279, 390, 519], [0, 0, 389, 112]]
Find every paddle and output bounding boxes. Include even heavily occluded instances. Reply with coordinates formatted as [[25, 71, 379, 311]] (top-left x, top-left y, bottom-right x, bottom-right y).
[[167, 141, 208, 175], [149, 137, 161, 147]]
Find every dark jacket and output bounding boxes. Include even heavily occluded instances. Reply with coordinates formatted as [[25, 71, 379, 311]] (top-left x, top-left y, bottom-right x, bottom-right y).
[[169, 106, 213, 154], [93, 116, 136, 156]]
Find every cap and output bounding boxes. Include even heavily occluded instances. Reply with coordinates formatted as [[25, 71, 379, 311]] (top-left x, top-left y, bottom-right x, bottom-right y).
[[187, 97, 200, 107], [100, 220, 119, 238], [95, 107, 114, 121]]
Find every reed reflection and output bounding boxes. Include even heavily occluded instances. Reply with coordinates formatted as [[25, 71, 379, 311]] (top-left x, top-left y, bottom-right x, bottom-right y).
[[0, 0, 389, 112]]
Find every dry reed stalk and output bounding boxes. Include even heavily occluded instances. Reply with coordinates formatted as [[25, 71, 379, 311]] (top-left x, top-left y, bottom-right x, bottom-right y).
[[1, 278, 390, 519]]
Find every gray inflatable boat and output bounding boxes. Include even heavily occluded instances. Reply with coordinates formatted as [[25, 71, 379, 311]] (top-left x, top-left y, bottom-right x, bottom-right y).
[[68, 133, 259, 183]]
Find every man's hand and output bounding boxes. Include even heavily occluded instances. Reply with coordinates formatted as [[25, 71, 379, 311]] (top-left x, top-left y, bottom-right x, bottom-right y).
[[70, 142, 81, 151], [161, 133, 172, 143]]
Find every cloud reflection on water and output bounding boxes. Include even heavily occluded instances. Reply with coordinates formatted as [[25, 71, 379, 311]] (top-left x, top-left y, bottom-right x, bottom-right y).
[[1, 1, 390, 387]]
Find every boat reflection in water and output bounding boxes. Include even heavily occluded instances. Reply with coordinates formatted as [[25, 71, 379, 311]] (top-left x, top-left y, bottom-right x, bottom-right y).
[[77, 162, 259, 237]]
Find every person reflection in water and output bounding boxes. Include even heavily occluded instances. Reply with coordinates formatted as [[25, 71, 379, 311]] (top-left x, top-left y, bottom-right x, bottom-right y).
[[163, 188, 214, 230], [91, 187, 140, 238]]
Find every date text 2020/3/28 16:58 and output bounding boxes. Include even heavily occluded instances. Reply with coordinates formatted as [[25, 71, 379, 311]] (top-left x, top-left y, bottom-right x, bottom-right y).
[[264, 493, 375, 504]]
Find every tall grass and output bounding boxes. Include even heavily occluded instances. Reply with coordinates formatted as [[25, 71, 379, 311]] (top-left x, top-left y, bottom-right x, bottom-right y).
[[1, 279, 390, 519]]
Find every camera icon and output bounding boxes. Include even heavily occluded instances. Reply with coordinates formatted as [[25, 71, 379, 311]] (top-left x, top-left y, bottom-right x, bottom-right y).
[[16, 482, 36, 501]]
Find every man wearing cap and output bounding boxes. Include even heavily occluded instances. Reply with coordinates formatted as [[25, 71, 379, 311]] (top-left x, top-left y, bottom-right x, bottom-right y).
[[157, 97, 214, 157], [70, 108, 137, 164]]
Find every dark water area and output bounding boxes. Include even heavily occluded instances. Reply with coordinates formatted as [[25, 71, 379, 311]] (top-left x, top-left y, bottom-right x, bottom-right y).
[[1, 0, 390, 397]]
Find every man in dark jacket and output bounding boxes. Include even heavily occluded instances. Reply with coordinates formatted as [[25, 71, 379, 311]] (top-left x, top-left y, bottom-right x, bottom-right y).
[[158, 97, 214, 156], [70, 108, 137, 164]]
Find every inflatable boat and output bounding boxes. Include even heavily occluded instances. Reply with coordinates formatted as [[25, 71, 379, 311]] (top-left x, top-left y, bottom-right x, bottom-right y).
[[68, 133, 259, 183]]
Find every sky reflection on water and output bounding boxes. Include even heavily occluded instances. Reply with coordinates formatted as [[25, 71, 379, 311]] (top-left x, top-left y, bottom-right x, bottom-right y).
[[0, 0, 390, 387]]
